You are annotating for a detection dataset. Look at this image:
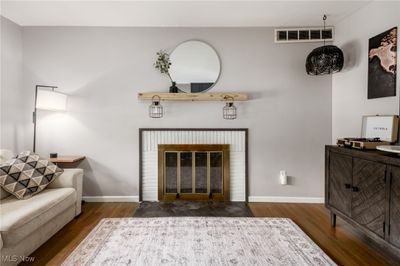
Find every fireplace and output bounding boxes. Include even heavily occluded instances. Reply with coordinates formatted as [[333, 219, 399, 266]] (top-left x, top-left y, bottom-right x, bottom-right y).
[[158, 144, 230, 201], [139, 129, 248, 202]]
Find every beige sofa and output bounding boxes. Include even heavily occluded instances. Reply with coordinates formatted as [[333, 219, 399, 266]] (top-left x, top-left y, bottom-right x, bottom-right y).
[[0, 151, 83, 266]]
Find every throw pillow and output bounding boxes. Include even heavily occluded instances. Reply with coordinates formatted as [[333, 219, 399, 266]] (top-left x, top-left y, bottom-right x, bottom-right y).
[[0, 151, 64, 199]]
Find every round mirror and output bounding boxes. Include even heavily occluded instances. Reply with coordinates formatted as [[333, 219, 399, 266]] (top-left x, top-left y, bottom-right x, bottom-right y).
[[169, 40, 221, 93]]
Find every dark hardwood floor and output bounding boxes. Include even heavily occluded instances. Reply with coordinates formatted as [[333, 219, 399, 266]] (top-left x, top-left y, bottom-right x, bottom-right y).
[[22, 203, 138, 266], [249, 203, 400, 266], [23, 202, 399, 266]]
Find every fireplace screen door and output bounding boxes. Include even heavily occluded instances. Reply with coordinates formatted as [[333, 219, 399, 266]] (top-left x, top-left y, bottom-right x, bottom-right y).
[[158, 144, 230, 201]]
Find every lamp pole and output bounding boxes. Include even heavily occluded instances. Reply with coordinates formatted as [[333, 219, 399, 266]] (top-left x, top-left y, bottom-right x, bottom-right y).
[[33, 85, 58, 153]]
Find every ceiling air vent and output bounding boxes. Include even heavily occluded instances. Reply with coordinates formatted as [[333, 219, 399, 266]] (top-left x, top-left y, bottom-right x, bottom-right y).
[[275, 27, 334, 43]]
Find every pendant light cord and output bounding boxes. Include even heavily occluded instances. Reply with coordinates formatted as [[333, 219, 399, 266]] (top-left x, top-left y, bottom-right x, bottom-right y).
[[323, 14, 327, 46]]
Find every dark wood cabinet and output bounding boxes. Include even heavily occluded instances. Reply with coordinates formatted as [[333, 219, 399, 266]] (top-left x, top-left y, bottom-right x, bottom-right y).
[[390, 166, 400, 249], [352, 158, 386, 237], [328, 152, 352, 217], [326, 146, 400, 255]]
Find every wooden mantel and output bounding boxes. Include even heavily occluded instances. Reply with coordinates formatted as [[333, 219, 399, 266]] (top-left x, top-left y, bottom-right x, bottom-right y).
[[137, 92, 248, 101]]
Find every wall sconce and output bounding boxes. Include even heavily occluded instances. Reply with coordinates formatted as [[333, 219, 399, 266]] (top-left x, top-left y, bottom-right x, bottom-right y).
[[33, 85, 68, 152], [223, 96, 237, 120], [149, 95, 163, 118]]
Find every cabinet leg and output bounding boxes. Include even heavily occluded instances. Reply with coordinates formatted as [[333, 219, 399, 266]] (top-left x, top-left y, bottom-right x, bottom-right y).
[[330, 212, 336, 227]]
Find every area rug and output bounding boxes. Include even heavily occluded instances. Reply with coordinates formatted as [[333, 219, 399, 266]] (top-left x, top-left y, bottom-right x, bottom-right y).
[[62, 217, 335, 266], [133, 201, 254, 217]]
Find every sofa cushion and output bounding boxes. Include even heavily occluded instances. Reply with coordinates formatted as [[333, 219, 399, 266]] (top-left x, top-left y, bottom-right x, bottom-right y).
[[0, 188, 76, 247], [0, 151, 63, 199], [0, 188, 10, 200], [0, 149, 14, 200]]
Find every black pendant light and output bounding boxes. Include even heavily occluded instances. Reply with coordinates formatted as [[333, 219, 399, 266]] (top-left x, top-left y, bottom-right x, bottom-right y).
[[306, 15, 344, 75]]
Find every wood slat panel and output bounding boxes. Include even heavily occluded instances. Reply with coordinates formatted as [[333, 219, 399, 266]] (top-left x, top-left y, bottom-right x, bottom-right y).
[[352, 158, 386, 238], [390, 166, 400, 248], [328, 152, 352, 216]]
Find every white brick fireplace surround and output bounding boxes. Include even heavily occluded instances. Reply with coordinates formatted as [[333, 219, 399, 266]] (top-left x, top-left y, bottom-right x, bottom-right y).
[[139, 129, 248, 202]]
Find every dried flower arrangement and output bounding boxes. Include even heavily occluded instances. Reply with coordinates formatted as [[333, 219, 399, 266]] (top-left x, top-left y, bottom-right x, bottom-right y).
[[154, 50, 178, 92], [154, 50, 172, 81]]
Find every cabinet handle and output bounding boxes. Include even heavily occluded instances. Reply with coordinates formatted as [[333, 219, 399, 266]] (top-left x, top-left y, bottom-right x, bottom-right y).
[[345, 183, 351, 189], [352, 186, 359, 192]]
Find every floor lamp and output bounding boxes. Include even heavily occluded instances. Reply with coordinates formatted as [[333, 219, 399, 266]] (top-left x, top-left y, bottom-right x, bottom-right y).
[[33, 85, 67, 153]]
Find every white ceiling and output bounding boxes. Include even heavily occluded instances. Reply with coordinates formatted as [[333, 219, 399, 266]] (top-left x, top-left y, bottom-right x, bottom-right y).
[[1, 1, 372, 27]]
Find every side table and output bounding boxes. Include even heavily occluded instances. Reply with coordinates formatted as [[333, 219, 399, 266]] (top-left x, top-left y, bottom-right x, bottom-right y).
[[48, 156, 86, 168], [49, 155, 86, 208]]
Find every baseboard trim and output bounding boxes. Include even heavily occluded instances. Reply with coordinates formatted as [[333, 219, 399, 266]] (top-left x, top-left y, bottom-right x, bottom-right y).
[[248, 196, 324, 203], [82, 196, 139, 202], [82, 196, 323, 203]]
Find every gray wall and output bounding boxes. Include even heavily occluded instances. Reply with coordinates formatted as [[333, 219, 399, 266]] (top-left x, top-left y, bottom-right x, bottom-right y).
[[0, 17, 30, 153], [16, 26, 331, 199], [332, 2, 400, 142]]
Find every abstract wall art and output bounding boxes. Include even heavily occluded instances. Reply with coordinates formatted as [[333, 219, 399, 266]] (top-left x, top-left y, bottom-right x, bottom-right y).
[[368, 27, 397, 99]]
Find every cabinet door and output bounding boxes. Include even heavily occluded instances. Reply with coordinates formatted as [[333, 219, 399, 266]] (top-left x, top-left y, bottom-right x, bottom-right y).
[[389, 166, 400, 248], [352, 158, 386, 238], [328, 152, 352, 217]]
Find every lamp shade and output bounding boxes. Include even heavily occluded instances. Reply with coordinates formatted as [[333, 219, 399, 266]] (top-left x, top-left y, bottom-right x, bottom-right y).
[[305, 45, 344, 75], [36, 89, 67, 111]]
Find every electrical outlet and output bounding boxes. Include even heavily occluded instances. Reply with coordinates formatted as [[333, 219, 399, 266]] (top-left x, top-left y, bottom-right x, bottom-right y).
[[280, 170, 287, 185]]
